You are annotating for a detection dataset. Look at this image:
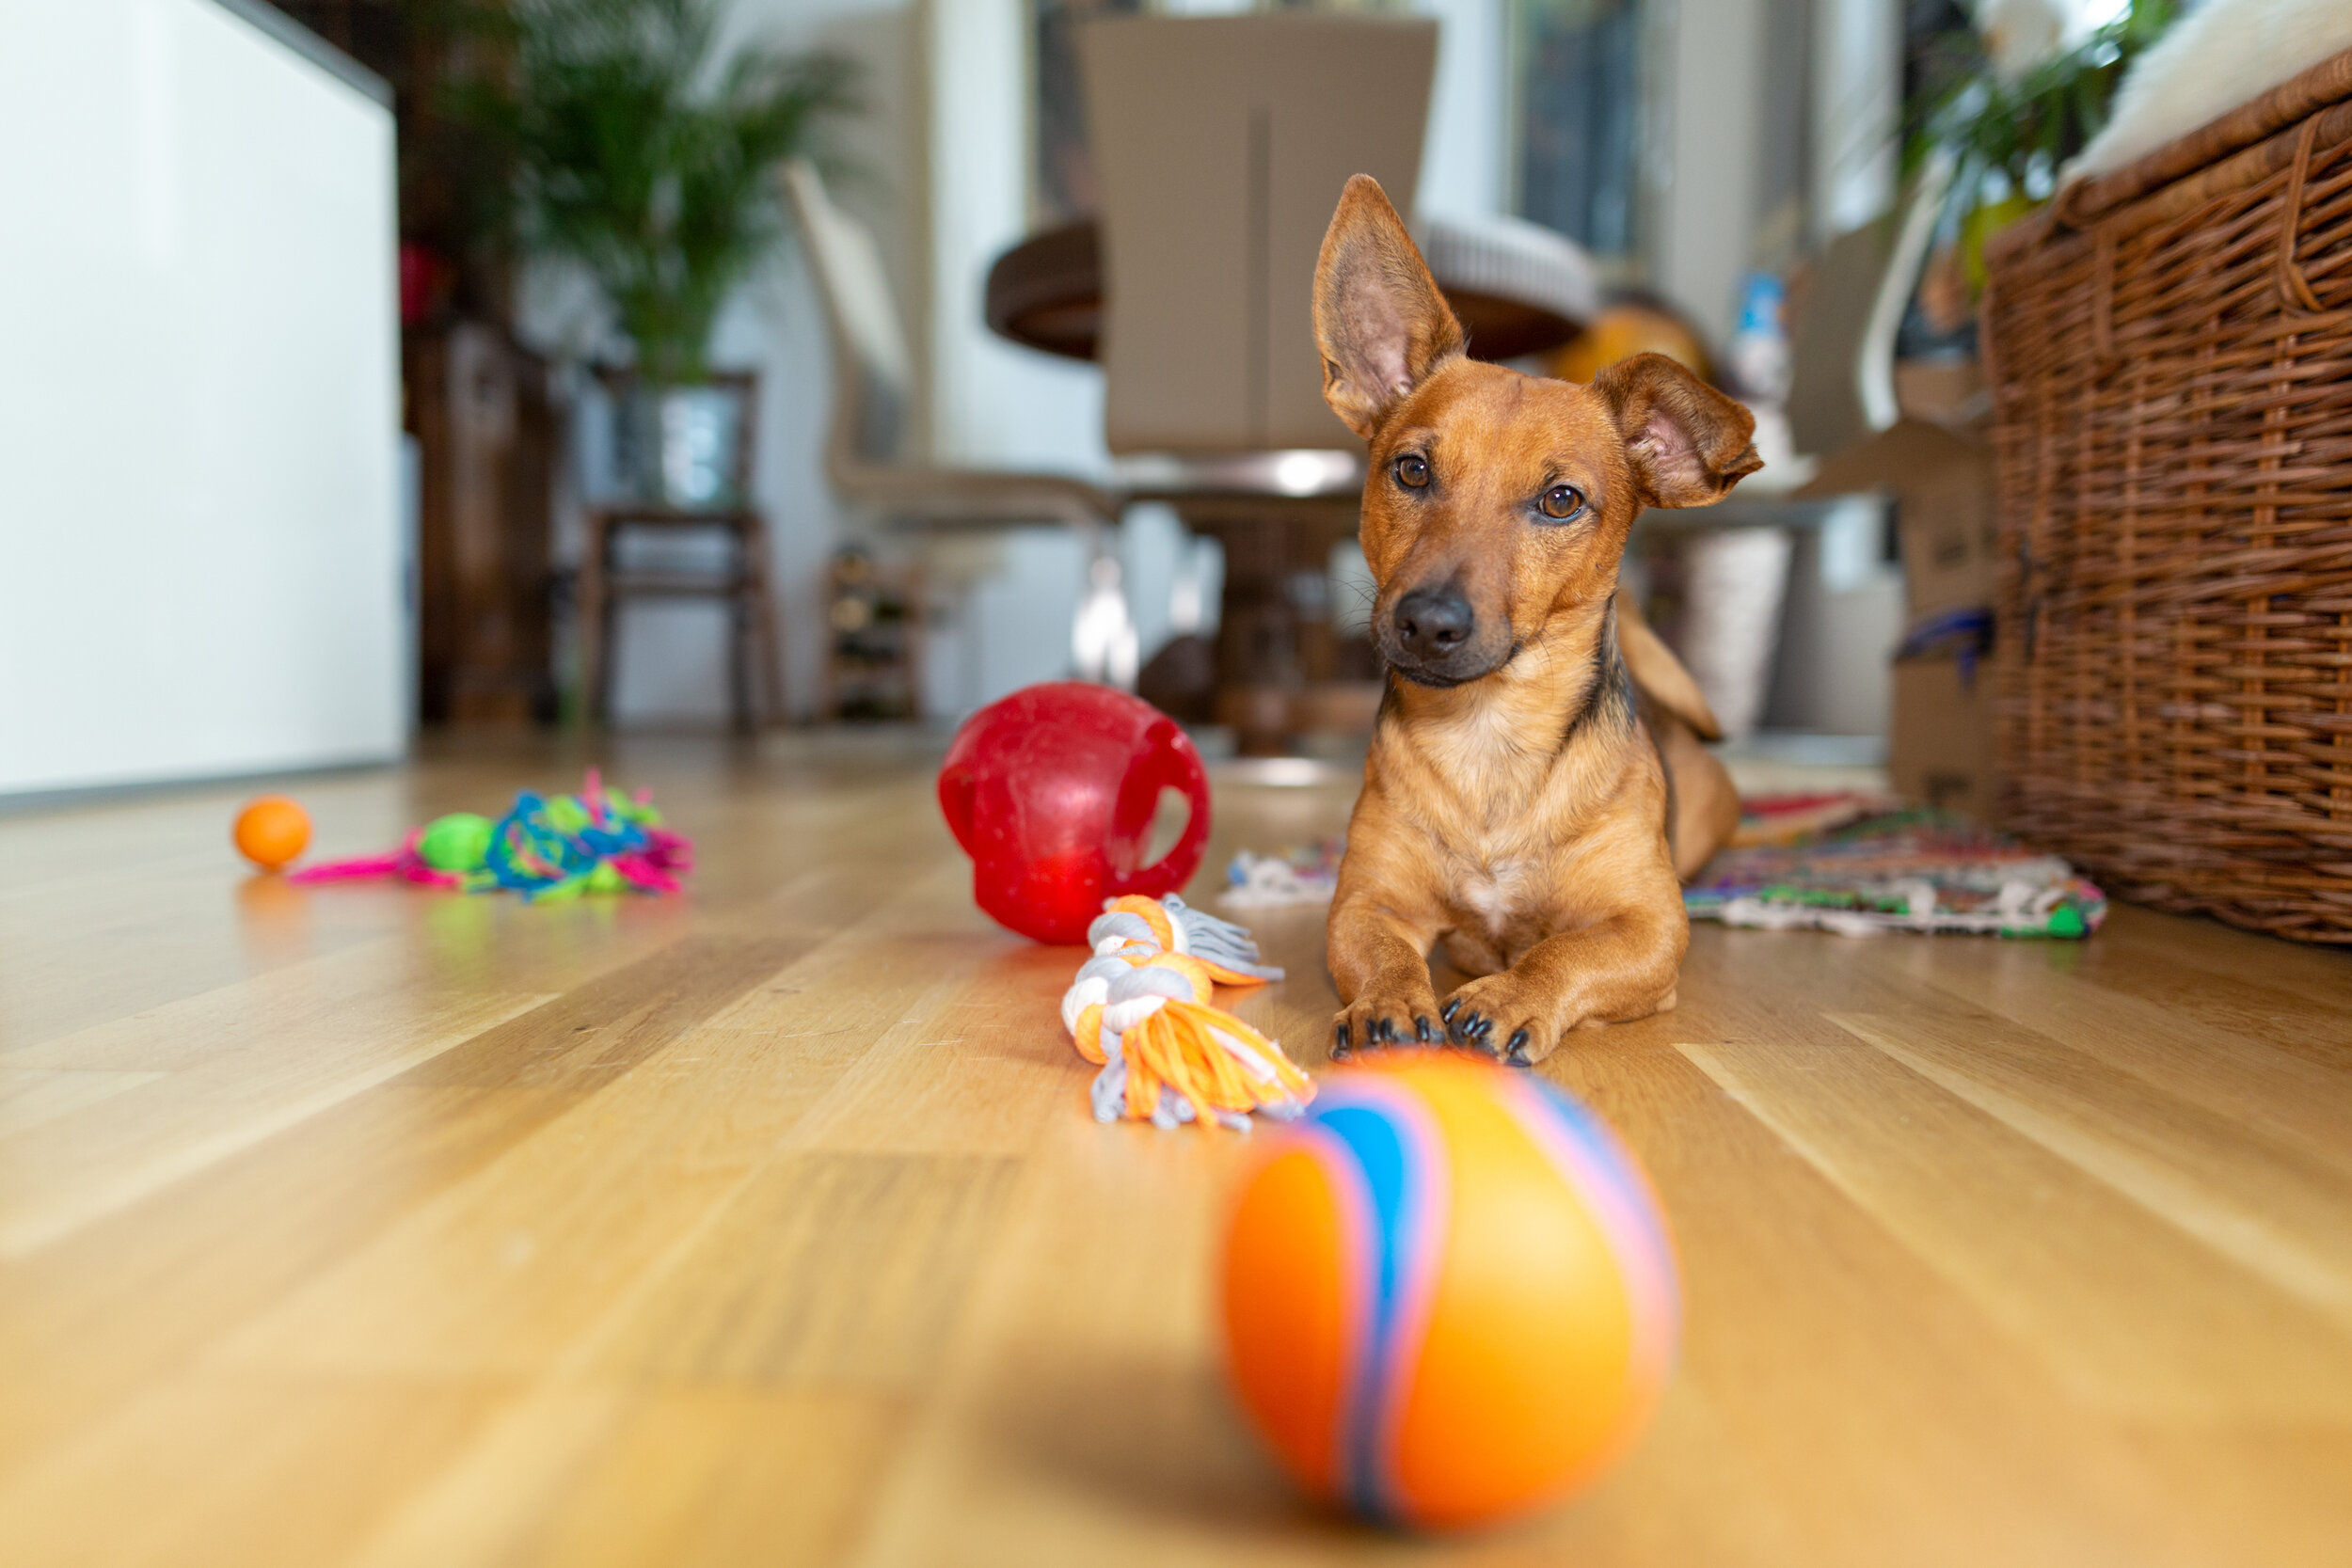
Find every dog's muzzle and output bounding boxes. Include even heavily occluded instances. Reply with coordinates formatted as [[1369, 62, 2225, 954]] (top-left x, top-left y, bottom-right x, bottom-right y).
[[1381, 584, 1506, 687]]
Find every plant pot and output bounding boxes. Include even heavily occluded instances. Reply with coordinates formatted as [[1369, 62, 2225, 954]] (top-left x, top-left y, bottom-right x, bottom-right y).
[[612, 380, 750, 507]]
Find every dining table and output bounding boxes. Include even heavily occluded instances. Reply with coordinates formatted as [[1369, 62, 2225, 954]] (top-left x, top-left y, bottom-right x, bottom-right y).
[[983, 211, 1600, 365]]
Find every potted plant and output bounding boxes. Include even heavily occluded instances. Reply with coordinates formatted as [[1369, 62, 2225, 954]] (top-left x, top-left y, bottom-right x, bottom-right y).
[[447, 0, 858, 506], [1906, 0, 2178, 279]]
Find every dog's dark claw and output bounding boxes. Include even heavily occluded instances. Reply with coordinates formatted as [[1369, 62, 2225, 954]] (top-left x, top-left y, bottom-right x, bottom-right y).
[[1333, 1022, 1352, 1054], [1415, 1016, 1434, 1042], [1505, 1028, 1532, 1064], [1439, 998, 1462, 1023], [1365, 1017, 1385, 1044], [1470, 1017, 1494, 1041]]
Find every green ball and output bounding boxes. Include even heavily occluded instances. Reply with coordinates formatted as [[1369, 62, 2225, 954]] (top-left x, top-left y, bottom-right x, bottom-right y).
[[419, 813, 495, 872]]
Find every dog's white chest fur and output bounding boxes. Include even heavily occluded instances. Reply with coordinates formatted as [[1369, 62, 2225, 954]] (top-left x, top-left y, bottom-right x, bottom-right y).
[[1454, 854, 1535, 937]]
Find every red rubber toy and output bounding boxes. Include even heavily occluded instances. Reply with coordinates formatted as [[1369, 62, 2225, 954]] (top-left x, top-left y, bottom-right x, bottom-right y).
[[938, 682, 1212, 944]]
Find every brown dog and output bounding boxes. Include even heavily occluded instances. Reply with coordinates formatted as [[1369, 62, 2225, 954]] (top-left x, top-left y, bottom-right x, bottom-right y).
[[1316, 176, 1759, 1066]]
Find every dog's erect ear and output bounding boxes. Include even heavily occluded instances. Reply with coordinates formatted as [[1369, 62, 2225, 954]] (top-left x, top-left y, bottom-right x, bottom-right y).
[[1595, 353, 1764, 508], [1313, 175, 1465, 440]]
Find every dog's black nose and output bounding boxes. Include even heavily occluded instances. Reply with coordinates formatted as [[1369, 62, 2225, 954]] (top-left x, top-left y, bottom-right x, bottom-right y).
[[1392, 586, 1474, 661]]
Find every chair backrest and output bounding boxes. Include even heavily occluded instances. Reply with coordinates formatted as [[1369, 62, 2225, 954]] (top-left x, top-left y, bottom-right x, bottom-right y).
[[1788, 166, 1950, 458], [780, 160, 914, 475], [1080, 14, 1438, 455], [1785, 221, 1889, 460]]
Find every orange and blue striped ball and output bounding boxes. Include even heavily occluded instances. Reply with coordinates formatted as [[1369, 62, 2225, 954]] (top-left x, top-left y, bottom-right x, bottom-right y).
[[1219, 1052, 1680, 1530]]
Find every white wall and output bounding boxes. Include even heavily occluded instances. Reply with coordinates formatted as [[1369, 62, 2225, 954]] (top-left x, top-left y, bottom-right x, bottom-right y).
[[925, 0, 1111, 472], [1415, 0, 1509, 220], [1651, 0, 1770, 343], [1814, 0, 1903, 242], [1648, 0, 1904, 340], [0, 0, 403, 798]]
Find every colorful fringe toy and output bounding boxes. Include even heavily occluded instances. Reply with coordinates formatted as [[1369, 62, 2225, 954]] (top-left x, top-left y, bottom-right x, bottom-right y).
[[1062, 894, 1312, 1132], [289, 769, 691, 902]]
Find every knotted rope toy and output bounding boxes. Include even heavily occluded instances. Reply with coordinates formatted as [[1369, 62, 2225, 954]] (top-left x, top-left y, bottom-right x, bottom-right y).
[[289, 769, 691, 902], [1062, 895, 1311, 1132]]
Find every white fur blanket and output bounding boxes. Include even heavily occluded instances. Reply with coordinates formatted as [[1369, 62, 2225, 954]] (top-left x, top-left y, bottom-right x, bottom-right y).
[[2068, 0, 2352, 182]]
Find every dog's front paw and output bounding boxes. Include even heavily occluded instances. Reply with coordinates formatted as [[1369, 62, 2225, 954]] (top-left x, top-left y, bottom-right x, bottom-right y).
[[1329, 978, 1441, 1060], [1441, 974, 1567, 1067]]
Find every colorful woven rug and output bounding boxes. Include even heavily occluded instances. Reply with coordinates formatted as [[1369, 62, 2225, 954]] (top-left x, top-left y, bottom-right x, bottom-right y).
[[1685, 802, 2106, 939]]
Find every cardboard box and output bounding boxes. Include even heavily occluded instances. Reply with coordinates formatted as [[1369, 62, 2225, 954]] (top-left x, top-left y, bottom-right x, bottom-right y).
[[1889, 654, 1994, 820], [1799, 418, 1996, 619]]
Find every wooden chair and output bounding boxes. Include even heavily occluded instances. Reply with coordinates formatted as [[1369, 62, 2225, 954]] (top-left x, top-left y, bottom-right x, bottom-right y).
[[577, 370, 786, 730], [778, 161, 1136, 686]]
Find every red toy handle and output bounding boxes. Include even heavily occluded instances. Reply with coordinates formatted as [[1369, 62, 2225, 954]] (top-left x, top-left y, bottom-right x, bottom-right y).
[[1110, 718, 1213, 898], [938, 765, 978, 856]]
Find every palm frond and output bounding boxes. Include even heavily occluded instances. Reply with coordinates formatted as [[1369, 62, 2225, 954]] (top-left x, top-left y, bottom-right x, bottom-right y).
[[433, 0, 860, 379]]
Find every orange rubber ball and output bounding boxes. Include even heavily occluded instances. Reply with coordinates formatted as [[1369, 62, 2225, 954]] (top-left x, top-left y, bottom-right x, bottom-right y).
[[232, 796, 311, 871], [1220, 1052, 1681, 1530]]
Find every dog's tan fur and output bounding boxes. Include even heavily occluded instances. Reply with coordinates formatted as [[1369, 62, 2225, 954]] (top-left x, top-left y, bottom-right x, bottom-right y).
[[1316, 177, 1759, 1065]]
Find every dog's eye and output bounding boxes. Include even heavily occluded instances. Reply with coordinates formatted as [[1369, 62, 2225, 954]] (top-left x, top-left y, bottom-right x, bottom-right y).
[[1537, 484, 1584, 520], [1392, 454, 1430, 489]]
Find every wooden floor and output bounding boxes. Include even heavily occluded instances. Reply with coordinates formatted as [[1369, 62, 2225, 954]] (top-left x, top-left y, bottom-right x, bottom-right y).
[[3, 730, 2350, 1567]]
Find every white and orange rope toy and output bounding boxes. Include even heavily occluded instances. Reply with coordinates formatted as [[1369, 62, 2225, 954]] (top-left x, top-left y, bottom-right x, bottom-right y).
[[1063, 894, 1313, 1131]]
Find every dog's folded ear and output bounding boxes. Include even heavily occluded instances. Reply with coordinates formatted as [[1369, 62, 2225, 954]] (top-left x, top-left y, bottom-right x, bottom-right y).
[[1312, 175, 1465, 440], [1595, 353, 1765, 509]]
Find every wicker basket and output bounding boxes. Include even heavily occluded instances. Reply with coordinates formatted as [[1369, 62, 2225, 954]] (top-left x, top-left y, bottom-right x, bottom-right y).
[[1981, 49, 2352, 942]]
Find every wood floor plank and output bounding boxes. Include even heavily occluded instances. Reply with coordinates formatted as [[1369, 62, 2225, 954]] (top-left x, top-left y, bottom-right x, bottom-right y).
[[0, 1085, 562, 1476], [400, 934, 803, 1094], [8, 736, 2352, 1564], [1677, 1026, 2352, 1419], [2091, 904, 2352, 1018], [782, 947, 1089, 1157], [336, 1387, 637, 1568], [839, 1108, 1318, 1568], [1549, 1006, 2346, 1568], [1912, 939, 2352, 1177], [0, 935, 791, 1473], [340, 1387, 908, 1568], [0, 1067, 166, 1137], [0, 934, 516, 1072], [490, 1388, 909, 1568], [1830, 1007, 2352, 1320], [2005, 935, 2352, 1075], [0, 1367, 501, 1568], [596, 1152, 1024, 1391], [0, 967, 550, 1257], [216, 879, 994, 1381]]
